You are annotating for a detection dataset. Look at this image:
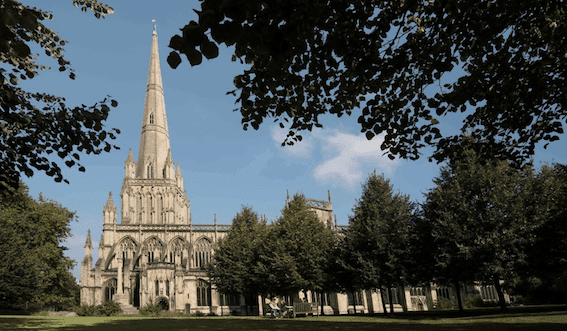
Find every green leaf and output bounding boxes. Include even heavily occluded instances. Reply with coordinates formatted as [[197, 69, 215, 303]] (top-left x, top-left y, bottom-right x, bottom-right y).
[[167, 51, 182, 69], [24, 168, 34, 177], [185, 48, 203, 66], [200, 41, 219, 60]]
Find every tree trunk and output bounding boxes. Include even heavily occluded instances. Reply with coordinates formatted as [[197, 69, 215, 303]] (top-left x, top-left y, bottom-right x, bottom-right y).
[[400, 287, 408, 312], [424, 283, 434, 310], [454, 280, 464, 313], [387, 287, 394, 315], [380, 288, 388, 315], [493, 276, 507, 312]]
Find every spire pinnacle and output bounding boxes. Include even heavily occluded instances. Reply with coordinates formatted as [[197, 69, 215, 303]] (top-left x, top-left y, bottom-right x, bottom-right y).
[[152, 19, 157, 34], [85, 229, 93, 249], [165, 148, 173, 164], [105, 191, 115, 209], [126, 148, 135, 164], [99, 232, 105, 248]]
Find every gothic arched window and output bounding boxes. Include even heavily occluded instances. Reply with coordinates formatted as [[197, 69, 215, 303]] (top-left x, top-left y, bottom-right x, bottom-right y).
[[137, 194, 142, 222], [193, 238, 212, 269], [104, 279, 117, 302], [149, 113, 154, 124], [144, 237, 162, 265], [147, 195, 153, 223], [157, 195, 163, 224], [197, 279, 211, 306], [147, 163, 153, 179]]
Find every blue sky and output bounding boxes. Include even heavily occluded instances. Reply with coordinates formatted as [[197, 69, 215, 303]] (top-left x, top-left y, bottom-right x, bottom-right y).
[[20, 1, 567, 281]]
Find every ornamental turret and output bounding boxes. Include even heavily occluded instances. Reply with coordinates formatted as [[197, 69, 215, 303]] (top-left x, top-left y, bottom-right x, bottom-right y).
[[83, 229, 93, 258], [103, 191, 117, 225], [125, 148, 136, 178], [81, 229, 93, 287], [175, 163, 184, 188], [164, 148, 175, 179]]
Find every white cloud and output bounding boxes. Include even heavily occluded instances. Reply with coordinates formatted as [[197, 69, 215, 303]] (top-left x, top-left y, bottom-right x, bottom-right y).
[[270, 125, 315, 159], [270, 124, 400, 188], [313, 131, 401, 188]]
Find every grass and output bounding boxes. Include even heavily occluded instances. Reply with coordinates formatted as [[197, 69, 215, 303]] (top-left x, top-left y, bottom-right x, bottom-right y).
[[1, 305, 566, 331]]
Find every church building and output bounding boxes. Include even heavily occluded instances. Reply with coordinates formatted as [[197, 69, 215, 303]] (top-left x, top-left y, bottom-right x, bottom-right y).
[[80, 27, 505, 316], [79, 26, 337, 315], [80, 26, 232, 314]]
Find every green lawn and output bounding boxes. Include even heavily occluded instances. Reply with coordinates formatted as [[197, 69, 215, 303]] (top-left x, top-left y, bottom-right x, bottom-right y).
[[1, 306, 566, 331]]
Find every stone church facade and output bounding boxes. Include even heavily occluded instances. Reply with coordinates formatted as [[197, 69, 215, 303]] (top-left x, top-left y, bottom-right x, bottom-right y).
[[80, 27, 232, 314], [80, 28, 507, 315]]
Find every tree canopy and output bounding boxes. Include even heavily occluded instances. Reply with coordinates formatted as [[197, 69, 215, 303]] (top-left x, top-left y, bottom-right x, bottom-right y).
[[257, 193, 336, 298], [0, 183, 79, 310], [168, 0, 567, 165], [0, 0, 119, 192], [338, 171, 414, 313], [207, 206, 268, 300], [511, 163, 567, 304], [422, 148, 531, 311]]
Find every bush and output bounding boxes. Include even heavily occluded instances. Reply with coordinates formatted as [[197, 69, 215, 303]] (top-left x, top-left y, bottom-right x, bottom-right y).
[[435, 297, 456, 310], [139, 300, 163, 317], [98, 301, 122, 316], [73, 301, 122, 316], [435, 295, 498, 310], [74, 304, 97, 316], [463, 295, 485, 308]]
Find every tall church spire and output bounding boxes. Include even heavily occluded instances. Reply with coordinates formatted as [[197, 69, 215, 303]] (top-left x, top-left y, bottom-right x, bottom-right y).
[[136, 23, 171, 179], [118, 22, 191, 226]]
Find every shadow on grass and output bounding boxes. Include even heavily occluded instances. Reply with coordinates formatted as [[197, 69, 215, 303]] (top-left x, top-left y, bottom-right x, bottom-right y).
[[1, 306, 566, 331], [362, 304, 567, 321], [3, 318, 566, 331]]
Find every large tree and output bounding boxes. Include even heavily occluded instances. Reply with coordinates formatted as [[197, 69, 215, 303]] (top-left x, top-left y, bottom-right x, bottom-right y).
[[0, 0, 119, 192], [337, 171, 414, 314], [167, 0, 566, 165], [207, 206, 268, 305], [0, 183, 78, 310], [511, 163, 567, 304], [256, 193, 336, 300], [422, 148, 531, 311]]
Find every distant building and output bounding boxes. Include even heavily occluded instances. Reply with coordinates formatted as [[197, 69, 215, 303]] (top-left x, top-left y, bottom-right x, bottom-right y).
[[80, 27, 507, 315]]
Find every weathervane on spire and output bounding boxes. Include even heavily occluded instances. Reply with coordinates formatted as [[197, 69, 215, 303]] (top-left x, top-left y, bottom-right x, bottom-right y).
[[152, 19, 157, 32]]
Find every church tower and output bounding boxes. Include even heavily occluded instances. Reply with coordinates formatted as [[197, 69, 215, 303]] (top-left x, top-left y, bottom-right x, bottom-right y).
[[81, 24, 229, 314], [120, 25, 191, 225]]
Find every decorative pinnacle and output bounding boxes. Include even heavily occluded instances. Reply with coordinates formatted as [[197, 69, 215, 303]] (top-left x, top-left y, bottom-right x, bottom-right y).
[[106, 191, 115, 207], [152, 19, 157, 33], [85, 229, 93, 249]]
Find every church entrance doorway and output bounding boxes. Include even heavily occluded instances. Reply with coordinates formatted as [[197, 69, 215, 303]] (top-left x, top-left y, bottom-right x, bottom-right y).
[[157, 297, 169, 311], [132, 273, 140, 307]]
